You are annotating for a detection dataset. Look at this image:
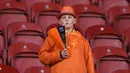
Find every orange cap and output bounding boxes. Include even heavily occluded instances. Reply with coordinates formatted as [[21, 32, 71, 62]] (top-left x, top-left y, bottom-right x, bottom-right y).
[[57, 6, 76, 19]]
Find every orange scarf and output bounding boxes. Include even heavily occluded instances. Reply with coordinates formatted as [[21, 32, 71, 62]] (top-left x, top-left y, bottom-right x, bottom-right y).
[[47, 27, 65, 50]]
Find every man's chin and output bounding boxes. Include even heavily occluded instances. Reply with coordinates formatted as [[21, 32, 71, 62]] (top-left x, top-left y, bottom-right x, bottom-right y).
[[65, 26, 73, 29]]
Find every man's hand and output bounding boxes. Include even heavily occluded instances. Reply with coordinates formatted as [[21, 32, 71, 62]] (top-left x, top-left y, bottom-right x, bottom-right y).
[[60, 49, 69, 59]]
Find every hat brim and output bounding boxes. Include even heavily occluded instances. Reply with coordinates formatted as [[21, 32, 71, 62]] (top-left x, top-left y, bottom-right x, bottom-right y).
[[57, 13, 76, 19]]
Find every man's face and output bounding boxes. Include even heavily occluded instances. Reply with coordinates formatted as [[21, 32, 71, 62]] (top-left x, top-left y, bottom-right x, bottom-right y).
[[59, 15, 76, 29]]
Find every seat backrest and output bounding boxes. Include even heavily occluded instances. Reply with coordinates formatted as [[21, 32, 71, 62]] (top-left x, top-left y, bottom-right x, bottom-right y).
[[108, 6, 130, 33], [0, 1, 28, 28], [85, 25, 124, 50], [98, 61, 129, 73], [0, 26, 6, 50], [0, 64, 19, 73], [123, 27, 130, 57], [46, 23, 59, 33], [8, 42, 43, 73], [7, 22, 45, 46], [60, 0, 91, 6], [21, 0, 52, 9], [94, 0, 129, 13], [0, 0, 14, 4], [112, 69, 130, 73], [95, 70, 103, 73], [0, 48, 4, 64], [93, 46, 128, 64], [93, 46, 129, 73], [0, 26, 6, 64], [73, 4, 108, 36], [31, 2, 61, 36], [25, 66, 51, 73]]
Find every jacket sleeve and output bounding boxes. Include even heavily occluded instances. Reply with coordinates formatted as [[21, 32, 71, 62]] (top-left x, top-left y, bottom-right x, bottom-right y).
[[84, 40, 95, 73], [39, 36, 62, 66]]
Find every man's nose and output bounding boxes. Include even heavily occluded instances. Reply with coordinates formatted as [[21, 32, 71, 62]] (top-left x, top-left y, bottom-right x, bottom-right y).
[[65, 17, 68, 21]]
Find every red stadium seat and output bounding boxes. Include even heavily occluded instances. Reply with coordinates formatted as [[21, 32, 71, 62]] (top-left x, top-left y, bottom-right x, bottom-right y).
[[73, 4, 108, 36], [0, 48, 4, 64], [85, 25, 124, 50], [0, 26, 6, 50], [21, 0, 52, 9], [93, 46, 129, 73], [46, 23, 59, 34], [95, 70, 103, 73], [25, 66, 51, 73], [0, 0, 16, 4], [93, 0, 129, 13], [59, 0, 91, 6], [31, 2, 61, 36], [0, 26, 6, 64], [0, 64, 19, 73], [7, 22, 45, 47], [8, 42, 44, 73], [112, 69, 130, 73], [124, 27, 130, 58], [0, 1, 28, 28], [108, 6, 130, 33]]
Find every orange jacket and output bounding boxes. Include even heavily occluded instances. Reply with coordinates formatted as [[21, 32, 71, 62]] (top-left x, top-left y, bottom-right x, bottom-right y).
[[39, 27, 95, 73]]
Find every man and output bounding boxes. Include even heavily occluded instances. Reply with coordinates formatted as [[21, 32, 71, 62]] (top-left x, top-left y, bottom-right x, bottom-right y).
[[39, 6, 95, 73]]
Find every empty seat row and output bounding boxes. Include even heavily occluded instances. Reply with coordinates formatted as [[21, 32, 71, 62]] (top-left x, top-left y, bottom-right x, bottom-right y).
[[0, 42, 50, 73], [0, 22, 129, 51], [93, 0, 129, 13], [72, 4, 108, 36], [0, 24, 128, 73], [0, 22, 130, 56], [86, 25, 124, 50], [2, 0, 130, 12], [17, 0, 130, 9], [0, 22, 46, 63], [20, 0, 130, 13], [18, 0, 92, 7], [93, 46, 130, 73], [8, 42, 44, 73], [108, 6, 130, 33], [0, 64, 51, 73], [1, 1, 130, 35], [96, 69, 130, 73], [1, 22, 130, 56], [0, 42, 130, 73], [7, 22, 45, 47], [1, 42, 130, 73], [112, 69, 130, 73], [85, 25, 130, 59]]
